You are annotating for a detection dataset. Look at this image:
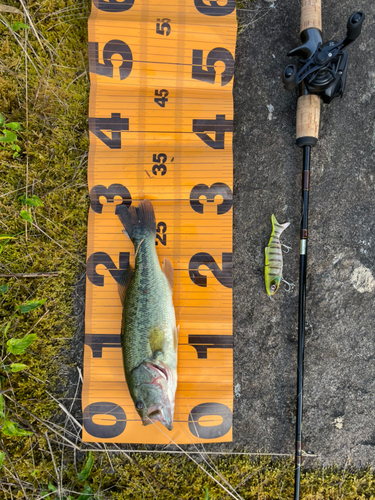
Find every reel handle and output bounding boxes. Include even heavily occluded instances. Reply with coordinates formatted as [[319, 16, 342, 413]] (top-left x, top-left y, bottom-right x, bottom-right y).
[[282, 64, 298, 91], [346, 11, 365, 42], [300, 0, 322, 34]]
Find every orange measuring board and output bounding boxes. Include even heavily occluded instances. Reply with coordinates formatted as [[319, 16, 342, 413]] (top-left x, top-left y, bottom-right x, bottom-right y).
[[82, 0, 236, 444]]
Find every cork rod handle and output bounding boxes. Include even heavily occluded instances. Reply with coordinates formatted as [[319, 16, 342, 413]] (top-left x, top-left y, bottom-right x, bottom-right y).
[[296, 94, 321, 147], [300, 0, 322, 33]]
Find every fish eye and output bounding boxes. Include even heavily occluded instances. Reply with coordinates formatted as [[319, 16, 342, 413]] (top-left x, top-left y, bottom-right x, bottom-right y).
[[135, 400, 144, 410]]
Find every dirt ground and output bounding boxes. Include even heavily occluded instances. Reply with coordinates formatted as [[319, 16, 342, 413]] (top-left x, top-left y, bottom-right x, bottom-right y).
[[233, 0, 375, 466]]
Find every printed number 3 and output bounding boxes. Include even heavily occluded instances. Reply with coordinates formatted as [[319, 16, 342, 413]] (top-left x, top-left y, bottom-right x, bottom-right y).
[[154, 89, 169, 107], [152, 153, 167, 176]]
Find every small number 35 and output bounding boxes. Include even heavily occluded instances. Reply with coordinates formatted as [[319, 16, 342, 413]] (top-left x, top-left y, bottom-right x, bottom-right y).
[[152, 153, 167, 176]]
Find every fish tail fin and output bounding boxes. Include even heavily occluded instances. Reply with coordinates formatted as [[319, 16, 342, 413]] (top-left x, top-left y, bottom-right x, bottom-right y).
[[271, 214, 290, 237], [115, 204, 137, 240], [116, 199, 156, 241], [136, 199, 156, 238]]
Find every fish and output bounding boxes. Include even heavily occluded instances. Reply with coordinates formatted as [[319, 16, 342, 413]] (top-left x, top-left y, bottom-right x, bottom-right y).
[[265, 214, 290, 296], [115, 199, 178, 431]]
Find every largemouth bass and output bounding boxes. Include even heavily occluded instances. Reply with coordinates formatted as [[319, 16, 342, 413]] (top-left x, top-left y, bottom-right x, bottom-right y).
[[116, 199, 178, 431], [265, 214, 290, 296]]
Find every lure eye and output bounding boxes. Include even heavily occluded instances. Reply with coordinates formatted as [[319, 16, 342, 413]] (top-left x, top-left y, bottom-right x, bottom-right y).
[[135, 400, 144, 410], [271, 284, 276, 291]]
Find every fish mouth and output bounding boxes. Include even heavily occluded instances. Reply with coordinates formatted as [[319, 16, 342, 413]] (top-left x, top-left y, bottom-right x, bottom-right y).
[[142, 407, 161, 425], [135, 362, 175, 430], [142, 406, 173, 431]]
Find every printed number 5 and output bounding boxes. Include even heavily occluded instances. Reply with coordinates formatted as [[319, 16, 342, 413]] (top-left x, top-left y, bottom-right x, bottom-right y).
[[152, 153, 167, 176], [154, 89, 169, 107]]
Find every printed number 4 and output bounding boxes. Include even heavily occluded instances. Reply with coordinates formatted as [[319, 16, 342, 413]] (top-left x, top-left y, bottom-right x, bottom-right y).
[[154, 89, 169, 107], [152, 153, 167, 176]]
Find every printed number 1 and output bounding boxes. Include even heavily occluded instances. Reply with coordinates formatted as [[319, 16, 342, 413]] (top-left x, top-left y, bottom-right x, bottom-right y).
[[154, 89, 169, 107]]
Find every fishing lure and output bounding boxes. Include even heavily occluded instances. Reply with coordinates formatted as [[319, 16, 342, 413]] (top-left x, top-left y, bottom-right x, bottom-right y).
[[265, 214, 290, 296]]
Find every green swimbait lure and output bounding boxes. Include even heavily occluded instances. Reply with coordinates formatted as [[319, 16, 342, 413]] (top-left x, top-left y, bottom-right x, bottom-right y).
[[116, 199, 178, 431], [265, 214, 290, 296]]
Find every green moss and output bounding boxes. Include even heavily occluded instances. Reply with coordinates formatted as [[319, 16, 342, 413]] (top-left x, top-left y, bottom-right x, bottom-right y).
[[0, 0, 90, 493], [0, 1, 375, 499]]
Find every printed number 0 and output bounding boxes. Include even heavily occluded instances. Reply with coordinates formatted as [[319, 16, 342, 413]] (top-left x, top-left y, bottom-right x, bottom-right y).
[[188, 403, 232, 439], [152, 153, 167, 176], [83, 402, 126, 438]]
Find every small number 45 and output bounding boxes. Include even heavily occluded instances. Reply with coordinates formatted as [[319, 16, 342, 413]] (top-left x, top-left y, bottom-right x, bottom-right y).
[[154, 89, 169, 107]]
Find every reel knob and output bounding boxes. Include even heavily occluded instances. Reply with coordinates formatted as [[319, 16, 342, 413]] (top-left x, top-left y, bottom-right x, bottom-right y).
[[282, 65, 298, 91], [346, 11, 365, 41]]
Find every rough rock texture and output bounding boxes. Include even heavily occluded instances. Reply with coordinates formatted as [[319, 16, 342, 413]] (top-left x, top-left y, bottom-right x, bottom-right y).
[[233, 0, 375, 466]]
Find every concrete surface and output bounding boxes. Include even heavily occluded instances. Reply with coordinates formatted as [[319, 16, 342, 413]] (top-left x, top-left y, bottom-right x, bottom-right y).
[[67, 0, 375, 468], [233, 0, 375, 466]]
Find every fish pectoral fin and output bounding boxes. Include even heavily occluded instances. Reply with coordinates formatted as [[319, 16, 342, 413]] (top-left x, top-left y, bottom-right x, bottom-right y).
[[149, 327, 166, 354], [173, 325, 179, 353], [162, 258, 174, 291], [118, 265, 134, 305]]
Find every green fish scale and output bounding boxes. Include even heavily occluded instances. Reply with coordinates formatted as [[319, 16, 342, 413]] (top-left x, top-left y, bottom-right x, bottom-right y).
[[122, 228, 176, 378]]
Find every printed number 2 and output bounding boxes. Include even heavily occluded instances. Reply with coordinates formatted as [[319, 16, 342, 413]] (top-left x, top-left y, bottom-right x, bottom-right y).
[[189, 252, 232, 288], [154, 89, 169, 107], [156, 222, 167, 246], [152, 153, 167, 176]]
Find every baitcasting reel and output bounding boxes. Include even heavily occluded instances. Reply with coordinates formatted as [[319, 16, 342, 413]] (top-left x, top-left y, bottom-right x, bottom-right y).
[[282, 11, 365, 104]]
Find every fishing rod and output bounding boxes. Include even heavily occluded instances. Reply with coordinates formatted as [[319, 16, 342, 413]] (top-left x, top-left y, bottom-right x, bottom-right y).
[[281, 2, 365, 499]]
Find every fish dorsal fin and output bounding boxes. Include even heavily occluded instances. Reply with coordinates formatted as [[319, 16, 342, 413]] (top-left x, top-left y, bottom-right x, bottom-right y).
[[149, 327, 165, 354], [118, 265, 134, 305], [173, 325, 179, 353], [162, 258, 174, 291]]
